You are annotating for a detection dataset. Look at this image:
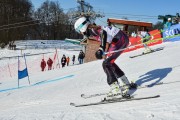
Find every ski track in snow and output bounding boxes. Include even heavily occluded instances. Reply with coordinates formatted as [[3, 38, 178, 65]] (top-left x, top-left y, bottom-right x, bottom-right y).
[[0, 41, 180, 120]]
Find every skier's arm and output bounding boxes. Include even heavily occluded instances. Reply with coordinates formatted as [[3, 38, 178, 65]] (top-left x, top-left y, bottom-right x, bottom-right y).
[[95, 30, 107, 59], [99, 30, 107, 51]]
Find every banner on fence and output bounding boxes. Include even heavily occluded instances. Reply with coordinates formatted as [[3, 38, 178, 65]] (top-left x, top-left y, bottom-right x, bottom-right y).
[[163, 24, 180, 41], [125, 29, 162, 52]]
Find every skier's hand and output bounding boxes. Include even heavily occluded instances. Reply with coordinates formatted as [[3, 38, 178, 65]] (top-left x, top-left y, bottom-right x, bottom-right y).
[[95, 48, 104, 59]]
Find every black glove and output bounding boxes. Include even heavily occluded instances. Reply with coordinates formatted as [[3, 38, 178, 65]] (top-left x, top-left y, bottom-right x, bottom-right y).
[[95, 48, 104, 59]]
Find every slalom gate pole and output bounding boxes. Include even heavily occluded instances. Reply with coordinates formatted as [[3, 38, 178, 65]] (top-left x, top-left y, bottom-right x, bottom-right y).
[[18, 56, 20, 88], [23, 54, 30, 85], [104, 42, 144, 55], [57, 50, 60, 68], [8, 63, 12, 78]]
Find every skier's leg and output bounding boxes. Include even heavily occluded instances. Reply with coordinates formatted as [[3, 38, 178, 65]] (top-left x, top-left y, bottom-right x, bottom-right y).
[[108, 35, 132, 86], [111, 63, 130, 85], [103, 41, 127, 96], [143, 38, 152, 53], [102, 59, 118, 85], [103, 61, 130, 98], [111, 63, 124, 78], [110, 59, 137, 90]]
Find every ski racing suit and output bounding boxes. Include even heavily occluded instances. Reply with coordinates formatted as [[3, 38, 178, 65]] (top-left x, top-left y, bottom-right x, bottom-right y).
[[99, 26, 129, 85]]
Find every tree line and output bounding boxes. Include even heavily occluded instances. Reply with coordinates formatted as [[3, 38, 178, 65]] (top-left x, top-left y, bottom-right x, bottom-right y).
[[0, 0, 163, 48], [0, 0, 81, 48]]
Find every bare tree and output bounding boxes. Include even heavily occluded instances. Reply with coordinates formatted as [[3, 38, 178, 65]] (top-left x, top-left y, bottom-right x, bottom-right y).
[[34, 0, 70, 40], [0, 0, 33, 48]]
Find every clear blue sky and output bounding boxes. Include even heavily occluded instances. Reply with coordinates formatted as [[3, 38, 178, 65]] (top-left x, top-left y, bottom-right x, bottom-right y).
[[31, 0, 180, 25]]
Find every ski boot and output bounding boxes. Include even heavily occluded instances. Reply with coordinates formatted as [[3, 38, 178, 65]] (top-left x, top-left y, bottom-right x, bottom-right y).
[[103, 81, 122, 101], [120, 75, 137, 90], [102, 81, 132, 101], [143, 47, 152, 54], [129, 82, 138, 89], [121, 92, 131, 99]]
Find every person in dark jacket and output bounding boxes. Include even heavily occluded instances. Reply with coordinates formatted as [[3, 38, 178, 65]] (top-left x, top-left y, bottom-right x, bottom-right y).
[[61, 54, 66, 68], [72, 55, 75, 64], [78, 50, 85, 64], [41, 59, 46, 71], [47, 58, 53, 70]]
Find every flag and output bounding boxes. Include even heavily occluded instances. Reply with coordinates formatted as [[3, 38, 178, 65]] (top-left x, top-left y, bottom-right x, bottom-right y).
[[18, 68, 28, 79], [53, 49, 60, 68], [18, 54, 30, 87]]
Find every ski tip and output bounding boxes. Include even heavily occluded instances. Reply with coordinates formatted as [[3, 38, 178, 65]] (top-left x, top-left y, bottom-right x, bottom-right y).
[[81, 94, 84, 97], [70, 102, 75, 106], [155, 95, 160, 97], [150, 95, 160, 98]]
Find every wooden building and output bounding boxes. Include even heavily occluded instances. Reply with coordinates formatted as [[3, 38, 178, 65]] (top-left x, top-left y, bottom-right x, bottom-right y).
[[107, 18, 153, 36]]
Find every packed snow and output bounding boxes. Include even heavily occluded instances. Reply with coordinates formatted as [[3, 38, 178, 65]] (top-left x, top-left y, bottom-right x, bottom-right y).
[[0, 40, 180, 120]]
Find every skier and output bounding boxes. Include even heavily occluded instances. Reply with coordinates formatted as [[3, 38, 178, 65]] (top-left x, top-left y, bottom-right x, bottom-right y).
[[72, 55, 75, 65], [137, 30, 152, 54], [74, 17, 137, 98]]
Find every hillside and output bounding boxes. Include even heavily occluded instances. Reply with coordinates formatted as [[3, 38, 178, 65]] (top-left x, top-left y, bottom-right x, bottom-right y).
[[0, 41, 180, 120]]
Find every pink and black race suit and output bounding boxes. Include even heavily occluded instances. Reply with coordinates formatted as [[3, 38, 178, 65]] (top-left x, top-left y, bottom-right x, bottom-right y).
[[99, 26, 129, 85]]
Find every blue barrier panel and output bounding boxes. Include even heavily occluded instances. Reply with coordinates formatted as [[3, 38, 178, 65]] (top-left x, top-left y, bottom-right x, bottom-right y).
[[163, 24, 180, 42]]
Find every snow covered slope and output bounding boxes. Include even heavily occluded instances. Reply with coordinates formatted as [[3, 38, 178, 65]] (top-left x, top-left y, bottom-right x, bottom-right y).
[[0, 41, 180, 120]]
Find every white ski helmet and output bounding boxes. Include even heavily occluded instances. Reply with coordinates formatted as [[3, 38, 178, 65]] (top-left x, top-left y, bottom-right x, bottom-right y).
[[74, 17, 90, 33]]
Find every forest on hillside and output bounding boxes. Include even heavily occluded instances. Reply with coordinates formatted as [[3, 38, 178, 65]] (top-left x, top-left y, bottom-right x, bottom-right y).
[[0, 0, 163, 48]]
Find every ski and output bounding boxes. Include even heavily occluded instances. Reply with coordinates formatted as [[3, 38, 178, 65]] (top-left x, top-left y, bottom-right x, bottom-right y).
[[129, 47, 164, 58], [81, 92, 107, 99], [70, 95, 160, 107], [81, 82, 163, 99]]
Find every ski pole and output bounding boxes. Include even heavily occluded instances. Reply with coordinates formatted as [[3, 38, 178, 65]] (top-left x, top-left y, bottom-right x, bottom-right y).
[[103, 43, 143, 55], [104, 32, 180, 55]]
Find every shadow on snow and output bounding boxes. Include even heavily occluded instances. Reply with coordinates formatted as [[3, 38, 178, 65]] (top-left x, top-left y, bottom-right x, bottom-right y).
[[136, 67, 172, 87]]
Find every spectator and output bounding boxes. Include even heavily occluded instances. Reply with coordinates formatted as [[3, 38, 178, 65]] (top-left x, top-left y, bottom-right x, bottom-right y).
[[72, 55, 75, 64], [78, 50, 85, 64], [41, 59, 46, 71], [164, 18, 172, 28], [47, 58, 53, 70], [66, 57, 70, 66], [131, 31, 137, 37], [61, 54, 66, 68], [137, 30, 152, 54]]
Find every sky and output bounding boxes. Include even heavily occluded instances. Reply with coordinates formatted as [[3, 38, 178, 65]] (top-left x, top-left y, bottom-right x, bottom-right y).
[[31, 0, 180, 25]]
